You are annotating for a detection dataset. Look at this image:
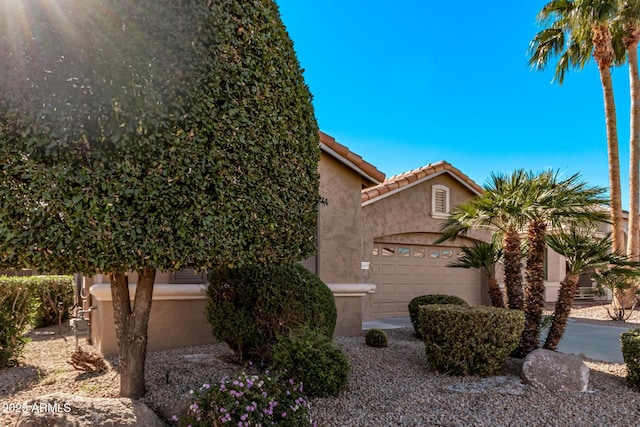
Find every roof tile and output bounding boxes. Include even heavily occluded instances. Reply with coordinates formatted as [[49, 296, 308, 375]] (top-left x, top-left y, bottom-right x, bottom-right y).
[[319, 131, 385, 183], [361, 160, 483, 204]]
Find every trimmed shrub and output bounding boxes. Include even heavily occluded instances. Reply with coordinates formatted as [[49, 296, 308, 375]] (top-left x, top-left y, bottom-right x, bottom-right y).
[[622, 327, 640, 389], [0, 279, 36, 367], [174, 368, 314, 427], [365, 328, 388, 348], [408, 294, 468, 338], [206, 263, 337, 362], [271, 325, 350, 398], [28, 276, 75, 327], [420, 304, 524, 376]]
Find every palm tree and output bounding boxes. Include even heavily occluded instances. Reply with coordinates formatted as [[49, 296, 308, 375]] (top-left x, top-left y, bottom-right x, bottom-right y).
[[618, 0, 640, 308], [517, 170, 608, 356], [447, 239, 505, 308], [529, 0, 626, 257], [543, 227, 622, 350], [621, 1, 640, 261], [437, 171, 531, 310]]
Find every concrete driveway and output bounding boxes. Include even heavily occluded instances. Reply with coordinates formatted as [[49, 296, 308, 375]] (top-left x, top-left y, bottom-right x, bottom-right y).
[[553, 319, 636, 363], [363, 317, 639, 364]]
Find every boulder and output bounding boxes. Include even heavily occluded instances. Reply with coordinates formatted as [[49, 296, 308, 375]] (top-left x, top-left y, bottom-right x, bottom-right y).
[[521, 349, 590, 392], [15, 392, 167, 427]]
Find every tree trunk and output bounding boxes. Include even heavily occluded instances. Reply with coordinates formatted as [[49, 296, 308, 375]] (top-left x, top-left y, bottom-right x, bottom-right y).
[[625, 28, 640, 309], [627, 32, 640, 261], [518, 219, 547, 357], [594, 24, 624, 257], [543, 273, 580, 351], [110, 267, 156, 398], [487, 276, 506, 308], [503, 228, 524, 310]]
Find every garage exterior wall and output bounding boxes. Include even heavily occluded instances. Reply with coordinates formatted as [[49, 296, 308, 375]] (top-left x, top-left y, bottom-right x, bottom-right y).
[[361, 173, 491, 319], [362, 173, 487, 272]]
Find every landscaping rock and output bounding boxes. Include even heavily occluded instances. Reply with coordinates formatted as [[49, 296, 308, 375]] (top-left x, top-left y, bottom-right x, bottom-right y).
[[521, 349, 590, 392], [15, 392, 167, 427]]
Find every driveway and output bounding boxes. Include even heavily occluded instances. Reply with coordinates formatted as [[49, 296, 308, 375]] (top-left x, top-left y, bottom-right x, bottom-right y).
[[363, 317, 638, 363]]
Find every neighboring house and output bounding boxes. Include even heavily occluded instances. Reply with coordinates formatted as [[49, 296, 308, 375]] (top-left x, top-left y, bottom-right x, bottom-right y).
[[83, 131, 610, 355]]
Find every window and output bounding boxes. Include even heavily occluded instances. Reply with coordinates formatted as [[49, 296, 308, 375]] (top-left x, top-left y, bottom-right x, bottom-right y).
[[413, 249, 425, 258], [442, 249, 453, 258], [382, 247, 395, 256], [398, 247, 411, 257], [431, 185, 450, 218], [372, 246, 379, 256], [170, 269, 207, 284]]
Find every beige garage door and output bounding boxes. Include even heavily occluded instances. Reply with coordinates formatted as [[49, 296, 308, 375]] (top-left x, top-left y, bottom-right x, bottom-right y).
[[370, 243, 482, 318]]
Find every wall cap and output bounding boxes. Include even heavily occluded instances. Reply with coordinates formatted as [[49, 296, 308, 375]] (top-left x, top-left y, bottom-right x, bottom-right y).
[[90, 283, 207, 301], [327, 283, 376, 297]]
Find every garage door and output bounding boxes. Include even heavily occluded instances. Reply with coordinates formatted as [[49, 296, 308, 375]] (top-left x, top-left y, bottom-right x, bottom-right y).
[[370, 243, 482, 318]]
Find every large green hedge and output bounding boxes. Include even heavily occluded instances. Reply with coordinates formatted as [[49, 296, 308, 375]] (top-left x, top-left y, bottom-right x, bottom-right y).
[[0, 0, 320, 274], [420, 305, 524, 376], [0, 279, 34, 367]]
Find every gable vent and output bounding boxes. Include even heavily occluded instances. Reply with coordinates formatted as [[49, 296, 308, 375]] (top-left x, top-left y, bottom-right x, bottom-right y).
[[434, 189, 447, 213]]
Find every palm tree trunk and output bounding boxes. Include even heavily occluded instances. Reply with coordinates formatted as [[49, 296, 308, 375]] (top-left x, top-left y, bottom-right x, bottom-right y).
[[625, 28, 640, 309], [594, 24, 624, 257], [487, 276, 506, 308], [110, 267, 156, 398], [519, 219, 547, 356], [627, 31, 640, 261], [503, 227, 524, 310], [543, 273, 580, 351]]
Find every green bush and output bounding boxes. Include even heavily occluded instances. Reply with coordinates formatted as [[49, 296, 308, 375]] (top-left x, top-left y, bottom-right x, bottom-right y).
[[27, 276, 75, 328], [271, 325, 350, 398], [408, 294, 468, 338], [622, 327, 640, 389], [174, 368, 314, 427], [365, 328, 388, 348], [420, 305, 524, 376], [206, 263, 337, 362], [0, 279, 36, 367]]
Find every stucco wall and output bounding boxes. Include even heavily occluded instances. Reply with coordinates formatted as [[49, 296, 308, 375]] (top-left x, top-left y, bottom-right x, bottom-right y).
[[361, 172, 488, 280], [318, 153, 366, 284]]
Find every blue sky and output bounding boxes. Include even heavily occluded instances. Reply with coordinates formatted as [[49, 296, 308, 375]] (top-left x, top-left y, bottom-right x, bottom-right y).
[[274, 0, 635, 209]]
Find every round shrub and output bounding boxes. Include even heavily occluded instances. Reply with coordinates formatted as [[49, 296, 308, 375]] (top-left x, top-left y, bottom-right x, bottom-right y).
[[206, 262, 337, 362], [408, 294, 468, 338], [364, 328, 388, 348], [271, 325, 350, 398], [420, 304, 524, 376]]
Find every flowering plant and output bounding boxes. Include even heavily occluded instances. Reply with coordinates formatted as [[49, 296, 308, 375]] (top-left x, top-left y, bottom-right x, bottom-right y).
[[173, 367, 315, 427]]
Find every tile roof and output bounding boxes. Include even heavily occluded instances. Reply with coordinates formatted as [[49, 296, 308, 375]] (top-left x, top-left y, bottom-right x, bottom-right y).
[[319, 131, 386, 184], [361, 160, 483, 204]]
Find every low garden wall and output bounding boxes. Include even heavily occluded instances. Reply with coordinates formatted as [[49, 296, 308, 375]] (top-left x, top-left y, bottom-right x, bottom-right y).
[[89, 284, 216, 356]]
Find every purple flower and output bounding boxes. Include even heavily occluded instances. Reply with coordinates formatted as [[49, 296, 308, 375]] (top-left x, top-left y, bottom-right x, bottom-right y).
[[241, 414, 248, 421], [281, 412, 287, 418], [170, 415, 178, 422], [203, 383, 211, 389]]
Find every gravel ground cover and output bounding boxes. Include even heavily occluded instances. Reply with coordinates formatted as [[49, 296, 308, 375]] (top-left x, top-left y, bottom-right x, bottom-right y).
[[1, 303, 640, 427]]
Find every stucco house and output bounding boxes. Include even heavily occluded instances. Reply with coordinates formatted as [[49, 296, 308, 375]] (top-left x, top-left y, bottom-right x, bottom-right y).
[[82, 131, 608, 355]]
